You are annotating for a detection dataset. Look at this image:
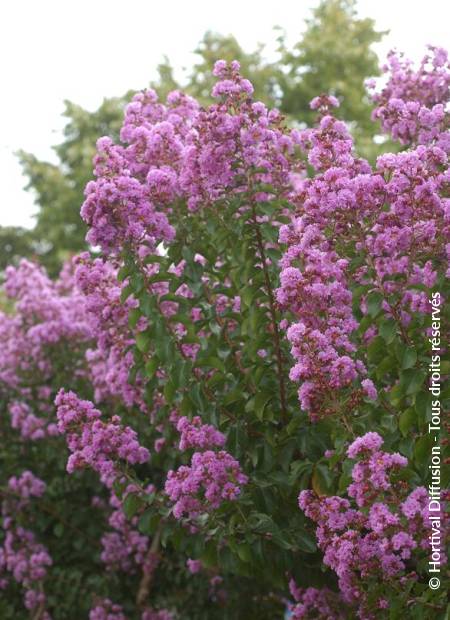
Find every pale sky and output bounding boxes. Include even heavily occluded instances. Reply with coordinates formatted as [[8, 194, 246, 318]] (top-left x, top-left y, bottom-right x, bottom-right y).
[[1, 0, 449, 228]]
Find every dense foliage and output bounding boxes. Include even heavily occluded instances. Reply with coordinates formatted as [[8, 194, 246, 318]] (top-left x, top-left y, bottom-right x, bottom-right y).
[[0, 44, 448, 620]]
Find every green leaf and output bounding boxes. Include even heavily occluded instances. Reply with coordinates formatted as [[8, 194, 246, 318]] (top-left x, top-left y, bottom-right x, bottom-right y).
[[117, 265, 130, 282], [143, 254, 164, 265], [376, 355, 396, 379], [196, 356, 226, 373], [379, 319, 397, 343], [244, 397, 255, 413], [290, 461, 313, 483], [241, 288, 255, 308], [201, 541, 218, 568], [399, 408, 416, 436], [173, 360, 192, 389], [295, 530, 317, 553], [414, 435, 433, 466], [395, 344, 417, 370], [415, 392, 432, 424], [147, 273, 176, 284], [227, 422, 247, 457], [367, 291, 383, 317], [237, 543, 252, 563], [153, 322, 173, 361], [128, 308, 141, 329], [164, 380, 176, 404], [130, 273, 144, 293], [138, 510, 159, 535], [145, 357, 159, 378], [120, 285, 134, 304], [136, 331, 151, 353], [249, 512, 278, 535], [223, 389, 243, 406], [253, 392, 273, 421], [367, 336, 385, 364], [123, 493, 143, 519], [311, 463, 333, 496], [180, 395, 194, 416], [401, 369, 426, 396]]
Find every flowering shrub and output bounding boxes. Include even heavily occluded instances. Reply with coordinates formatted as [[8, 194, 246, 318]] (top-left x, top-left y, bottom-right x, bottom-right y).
[[1, 48, 449, 618], [299, 432, 443, 617]]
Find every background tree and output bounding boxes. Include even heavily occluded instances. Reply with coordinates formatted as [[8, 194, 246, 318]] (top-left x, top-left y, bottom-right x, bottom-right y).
[[16, 97, 128, 275], [183, 31, 279, 105], [278, 0, 385, 132], [151, 56, 182, 101], [0, 226, 35, 272]]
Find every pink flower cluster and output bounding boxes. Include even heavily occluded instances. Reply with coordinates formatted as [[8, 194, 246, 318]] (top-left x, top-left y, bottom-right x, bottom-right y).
[[309, 94, 340, 111], [81, 85, 201, 254], [82, 60, 301, 250], [55, 389, 149, 486], [176, 416, 226, 451], [298, 433, 438, 617], [276, 106, 374, 418], [211, 59, 254, 98], [81, 135, 175, 254], [180, 59, 300, 212], [369, 46, 450, 147], [277, 49, 449, 419], [165, 450, 248, 521], [0, 530, 52, 591], [164, 405, 247, 521], [101, 486, 155, 575], [0, 259, 91, 440], [89, 599, 173, 620], [8, 400, 59, 441], [75, 254, 149, 410], [279, 246, 363, 417], [89, 598, 127, 620], [287, 579, 345, 619], [8, 470, 46, 502], [0, 472, 52, 617]]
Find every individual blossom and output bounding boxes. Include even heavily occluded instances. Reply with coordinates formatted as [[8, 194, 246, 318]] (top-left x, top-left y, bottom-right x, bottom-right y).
[[186, 558, 203, 574], [361, 378, 377, 401]]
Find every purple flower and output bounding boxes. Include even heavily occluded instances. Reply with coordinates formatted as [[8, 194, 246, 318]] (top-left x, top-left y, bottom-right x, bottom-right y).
[[347, 432, 383, 458]]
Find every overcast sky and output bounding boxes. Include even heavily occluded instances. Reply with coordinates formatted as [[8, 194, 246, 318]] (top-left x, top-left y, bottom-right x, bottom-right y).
[[1, 0, 449, 228]]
